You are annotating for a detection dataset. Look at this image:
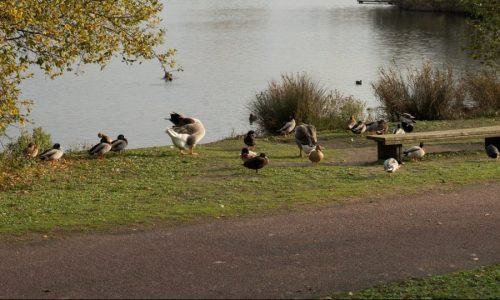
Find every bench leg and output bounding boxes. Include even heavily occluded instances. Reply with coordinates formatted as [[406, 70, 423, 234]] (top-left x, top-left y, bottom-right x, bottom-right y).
[[377, 142, 402, 161], [485, 137, 500, 149]]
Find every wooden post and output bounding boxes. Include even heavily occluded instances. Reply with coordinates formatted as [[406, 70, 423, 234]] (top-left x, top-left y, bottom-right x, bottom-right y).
[[377, 142, 402, 161]]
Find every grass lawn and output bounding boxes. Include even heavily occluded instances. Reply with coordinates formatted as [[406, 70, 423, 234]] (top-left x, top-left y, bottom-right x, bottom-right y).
[[0, 118, 499, 236], [329, 264, 500, 299]]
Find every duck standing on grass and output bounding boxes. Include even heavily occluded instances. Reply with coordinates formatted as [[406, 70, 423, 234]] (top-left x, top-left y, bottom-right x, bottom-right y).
[[486, 144, 499, 159], [244, 130, 256, 150], [39, 143, 64, 162], [276, 116, 296, 136], [243, 153, 268, 173], [403, 142, 425, 161], [399, 112, 416, 133], [165, 112, 206, 155], [111, 134, 128, 152], [240, 147, 257, 162], [23, 143, 39, 159], [384, 158, 401, 172], [89, 135, 112, 159], [295, 123, 317, 157], [308, 144, 324, 163]]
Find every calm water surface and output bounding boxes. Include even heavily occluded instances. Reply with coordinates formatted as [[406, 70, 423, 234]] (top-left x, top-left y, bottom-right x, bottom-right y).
[[18, 0, 478, 149]]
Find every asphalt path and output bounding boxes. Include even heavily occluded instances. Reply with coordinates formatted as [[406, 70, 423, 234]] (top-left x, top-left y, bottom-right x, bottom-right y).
[[1, 182, 499, 299]]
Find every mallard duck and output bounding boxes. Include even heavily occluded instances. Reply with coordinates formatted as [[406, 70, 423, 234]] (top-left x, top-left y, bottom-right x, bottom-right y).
[[165, 113, 206, 155], [366, 119, 388, 134], [244, 130, 256, 149], [355, 80, 362, 85], [399, 112, 416, 133], [403, 142, 425, 161], [249, 113, 258, 125], [486, 144, 499, 159], [97, 132, 112, 144], [392, 124, 405, 134], [308, 144, 324, 163], [351, 121, 367, 134], [295, 123, 317, 157], [383, 158, 401, 172], [89, 136, 112, 159], [23, 142, 39, 159], [111, 134, 128, 152], [243, 153, 268, 173], [276, 116, 296, 136], [240, 147, 257, 162], [347, 115, 357, 130], [39, 143, 64, 161]]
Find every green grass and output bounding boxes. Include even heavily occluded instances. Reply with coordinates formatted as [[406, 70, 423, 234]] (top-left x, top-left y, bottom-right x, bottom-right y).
[[329, 264, 500, 299], [0, 118, 499, 236]]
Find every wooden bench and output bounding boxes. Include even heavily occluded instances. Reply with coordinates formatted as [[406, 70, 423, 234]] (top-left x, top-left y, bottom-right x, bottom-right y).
[[366, 125, 500, 161]]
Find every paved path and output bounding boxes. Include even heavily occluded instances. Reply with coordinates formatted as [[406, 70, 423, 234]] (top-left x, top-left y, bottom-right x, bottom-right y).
[[1, 182, 500, 299]]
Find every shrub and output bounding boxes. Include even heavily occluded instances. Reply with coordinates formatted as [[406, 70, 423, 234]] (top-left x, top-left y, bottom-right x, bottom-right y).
[[463, 70, 500, 117], [372, 62, 467, 120], [248, 73, 365, 133], [0, 127, 52, 170]]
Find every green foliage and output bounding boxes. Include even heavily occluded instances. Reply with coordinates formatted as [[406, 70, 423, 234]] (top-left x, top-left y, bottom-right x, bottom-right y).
[[330, 264, 500, 299], [372, 62, 468, 121], [0, 0, 176, 135], [0, 127, 52, 170], [248, 73, 365, 133], [461, 0, 500, 68]]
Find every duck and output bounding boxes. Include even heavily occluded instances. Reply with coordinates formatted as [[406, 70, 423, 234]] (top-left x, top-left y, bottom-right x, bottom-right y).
[[403, 142, 425, 161], [392, 124, 405, 134], [111, 134, 128, 152], [486, 144, 499, 159], [276, 116, 296, 136], [399, 112, 416, 133], [89, 136, 112, 159], [383, 158, 401, 172], [355, 80, 362, 85], [249, 113, 258, 125], [308, 144, 324, 163], [244, 130, 256, 150], [295, 123, 317, 157], [351, 121, 367, 134], [366, 119, 388, 135], [347, 115, 357, 130], [165, 112, 206, 155], [240, 147, 257, 162], [243, 153, 269, 173], [97, 132, 112, 144], [23, 142, 39, 159], [39, 143, 64, 161]]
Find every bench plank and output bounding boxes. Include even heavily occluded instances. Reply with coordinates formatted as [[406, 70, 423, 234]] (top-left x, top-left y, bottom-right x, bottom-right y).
[[367, 126, 500, 145]]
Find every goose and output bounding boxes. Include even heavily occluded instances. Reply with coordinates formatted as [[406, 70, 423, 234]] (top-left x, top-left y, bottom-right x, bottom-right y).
[[165, 112, 206, 155], [244, 130, 256, 149], [249, 113, 258, 125], [39, 143, 64, 161], [89, 136, 112, 159], [486, 144, 499, 159], [23, 143, 39, 159], [276, 116, 296, 136], [295, 123, 317, 157], [243, 153, 269, 173], [240, 147, 257, 162], [351, 121, 367, 134], [383, 158, 401, 172], [392, 124, 405, 134], [347, 115, 357, 130], [111, 134, 128, 152], [403, 142, 425, 161], [308, 144, 324, 163]]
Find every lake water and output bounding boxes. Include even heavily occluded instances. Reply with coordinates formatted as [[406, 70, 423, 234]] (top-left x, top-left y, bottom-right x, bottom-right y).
[[17, 0, 478, 149]]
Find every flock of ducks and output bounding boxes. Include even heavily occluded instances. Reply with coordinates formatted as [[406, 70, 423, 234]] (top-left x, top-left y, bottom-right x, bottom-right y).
[[22, 111, 498, 173]]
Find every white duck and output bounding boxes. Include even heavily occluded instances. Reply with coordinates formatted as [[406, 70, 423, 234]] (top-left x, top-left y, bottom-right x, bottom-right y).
[[383, 158, 401, 172], [276, 116, 296, 136], [165, 112, 206, 155]]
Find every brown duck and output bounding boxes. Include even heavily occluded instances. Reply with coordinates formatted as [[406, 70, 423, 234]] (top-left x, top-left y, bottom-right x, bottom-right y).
[[243, 153, 269, 173]]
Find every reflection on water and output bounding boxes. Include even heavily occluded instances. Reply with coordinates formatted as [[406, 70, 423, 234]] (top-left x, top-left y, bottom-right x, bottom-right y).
[[17, 0, 477, 149]]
